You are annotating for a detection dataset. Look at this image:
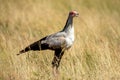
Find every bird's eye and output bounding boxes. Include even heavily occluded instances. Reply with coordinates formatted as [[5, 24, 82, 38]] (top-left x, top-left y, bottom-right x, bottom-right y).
[[70, 12, 74, 15]]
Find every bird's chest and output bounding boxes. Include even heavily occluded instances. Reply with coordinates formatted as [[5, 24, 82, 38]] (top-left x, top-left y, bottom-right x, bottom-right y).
[[65, 27, 74, 49]]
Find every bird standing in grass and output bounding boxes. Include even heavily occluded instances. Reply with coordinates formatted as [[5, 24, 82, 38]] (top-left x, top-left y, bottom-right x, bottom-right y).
[[17, 11, 79, 77]]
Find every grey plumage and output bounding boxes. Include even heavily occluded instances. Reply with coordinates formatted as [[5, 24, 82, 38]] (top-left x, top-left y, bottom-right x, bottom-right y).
[[18, 11, 79, 72]]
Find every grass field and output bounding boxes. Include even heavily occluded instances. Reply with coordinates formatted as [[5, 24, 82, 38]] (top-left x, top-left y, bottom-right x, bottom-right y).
[[0, 0, 120, 80]]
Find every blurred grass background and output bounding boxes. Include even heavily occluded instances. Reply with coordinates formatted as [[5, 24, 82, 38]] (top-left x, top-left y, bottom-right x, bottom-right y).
[[0, 0, 120, 80]]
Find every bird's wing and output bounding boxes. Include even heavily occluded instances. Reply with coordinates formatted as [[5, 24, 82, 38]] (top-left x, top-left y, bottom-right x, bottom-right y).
[[41, 32, 67, 50]]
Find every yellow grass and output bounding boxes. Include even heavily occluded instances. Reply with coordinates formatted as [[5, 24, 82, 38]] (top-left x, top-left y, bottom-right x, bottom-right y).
[[0, 0, 120, 80]]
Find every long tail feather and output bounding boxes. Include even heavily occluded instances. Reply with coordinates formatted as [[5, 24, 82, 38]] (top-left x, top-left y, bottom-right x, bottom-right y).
[[17, 37, 48, 55], [17, 40, 41, 55], [17, 46, 30, 55]]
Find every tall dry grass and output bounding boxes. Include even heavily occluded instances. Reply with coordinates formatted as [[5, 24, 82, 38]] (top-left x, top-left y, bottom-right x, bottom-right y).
[[0, 0, 120, 80]]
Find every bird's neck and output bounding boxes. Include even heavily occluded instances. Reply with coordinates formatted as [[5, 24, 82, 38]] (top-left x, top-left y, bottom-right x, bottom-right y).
[[62, 15, 74, 33]]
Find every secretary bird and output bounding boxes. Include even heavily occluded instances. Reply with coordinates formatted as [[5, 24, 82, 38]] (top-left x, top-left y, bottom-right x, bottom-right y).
[[17, 11, 79, 75]]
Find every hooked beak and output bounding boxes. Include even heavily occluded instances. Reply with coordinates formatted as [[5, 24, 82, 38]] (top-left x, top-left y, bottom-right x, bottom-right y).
[[76, 13, 79, 17]]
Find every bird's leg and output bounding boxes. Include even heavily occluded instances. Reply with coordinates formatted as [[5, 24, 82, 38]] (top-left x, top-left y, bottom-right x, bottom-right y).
[[52, 50, 64, 79], [52, 55, 61, 78], [52, 65, 59, 79]]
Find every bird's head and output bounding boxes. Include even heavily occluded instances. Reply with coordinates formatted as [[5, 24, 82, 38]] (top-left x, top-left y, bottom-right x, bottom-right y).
[[69, 11, 79, 17]]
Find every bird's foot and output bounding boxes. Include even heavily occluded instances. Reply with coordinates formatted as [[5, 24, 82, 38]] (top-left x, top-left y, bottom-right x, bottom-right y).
[[52, 66, 59, 80]]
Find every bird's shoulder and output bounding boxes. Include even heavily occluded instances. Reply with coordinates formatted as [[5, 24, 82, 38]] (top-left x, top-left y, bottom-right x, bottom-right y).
[[44, 31, 66, 40], [49, 31, 66, 38]]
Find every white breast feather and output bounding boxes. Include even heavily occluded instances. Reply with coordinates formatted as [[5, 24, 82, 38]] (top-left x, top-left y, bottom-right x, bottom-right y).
[[66, 25, 74, 49]]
